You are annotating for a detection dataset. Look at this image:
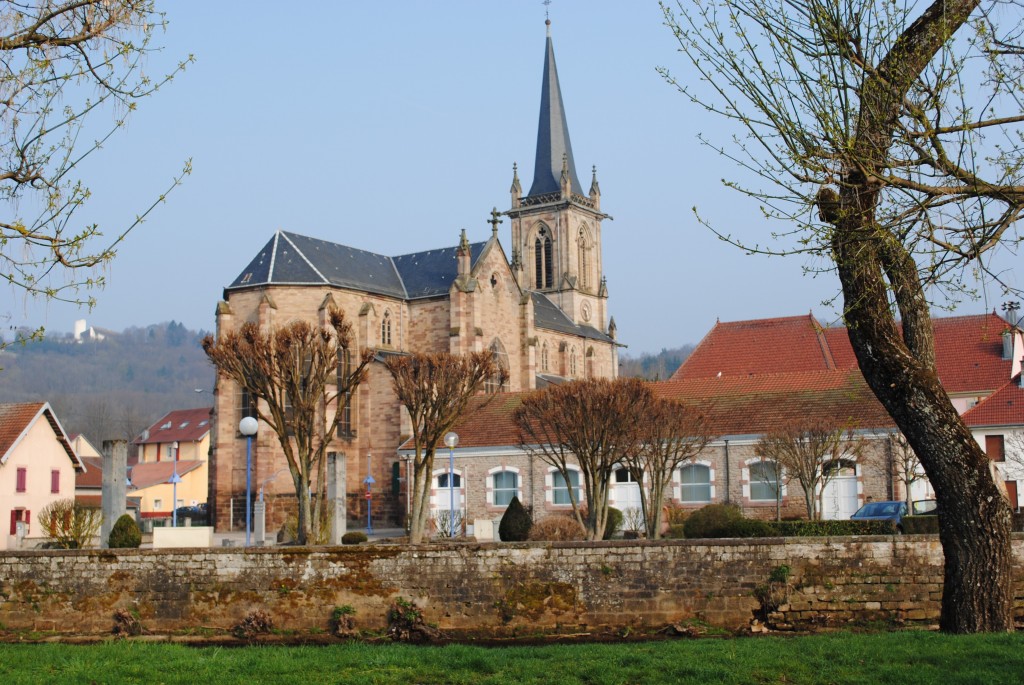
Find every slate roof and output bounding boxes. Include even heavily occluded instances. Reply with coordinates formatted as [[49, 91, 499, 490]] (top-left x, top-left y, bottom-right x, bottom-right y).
[[226, 230, 488, 301], [128, 460, 204, 490], [531, 292, 613, 342], [672, 311, 1014, 395], [528, 28, 583, 198], [963, 377, 1024, 428], [136, 407, 213, 445], [0, 402, 82, 470]]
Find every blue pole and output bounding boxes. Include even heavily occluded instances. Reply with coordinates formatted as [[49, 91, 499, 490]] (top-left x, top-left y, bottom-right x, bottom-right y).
[[367, 487, 373, 535], [449, 445, 455, 538], [245, 435, 252, 547]]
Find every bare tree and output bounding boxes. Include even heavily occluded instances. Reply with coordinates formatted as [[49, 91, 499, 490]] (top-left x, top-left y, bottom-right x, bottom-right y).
[[514, 377, 652, 540], [623, 397, 714, 538], [383, 351, 503, 544], [662, 0, 1021, 631], [888, 433, 929, 509], [757, 419, 863, 520], [202, 307, 371, 545], [0, 2, 192, 342]]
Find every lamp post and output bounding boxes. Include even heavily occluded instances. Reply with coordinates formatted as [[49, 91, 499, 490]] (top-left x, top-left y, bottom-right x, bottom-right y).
[[170, 441, 180, 527], [444, 431, 459, 537], [364, 452, 376, 535], [239, 416, 259, 546]]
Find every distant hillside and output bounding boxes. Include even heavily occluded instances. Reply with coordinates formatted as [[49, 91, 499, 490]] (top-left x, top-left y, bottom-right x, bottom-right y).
[[0, 322, 215, 448], [619, 345, 694, 380]]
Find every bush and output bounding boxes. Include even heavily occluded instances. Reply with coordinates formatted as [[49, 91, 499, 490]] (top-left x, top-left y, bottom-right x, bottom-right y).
[[665, 523, 687, 539], [498, 496, 532, 541], [38, 498, 102, 549], [341, 531, 368, 545], [770, 519, 896, 536], [683, 503, 746, 539], [603, 507, 623, 540], [527, 515, 586, 541], [902, 515, 940, 535], [108, 514, 142, 548]]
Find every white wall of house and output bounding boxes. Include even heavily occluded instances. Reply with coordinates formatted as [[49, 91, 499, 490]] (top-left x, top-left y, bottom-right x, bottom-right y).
[[1, 417, 78, 550]]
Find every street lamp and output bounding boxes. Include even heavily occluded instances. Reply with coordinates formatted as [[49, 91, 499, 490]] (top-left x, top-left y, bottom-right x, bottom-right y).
[[364, 452, 376, 535], [239, 416, 259, 546], [444, 431, 459, 538], [170, 441, 181, 527]]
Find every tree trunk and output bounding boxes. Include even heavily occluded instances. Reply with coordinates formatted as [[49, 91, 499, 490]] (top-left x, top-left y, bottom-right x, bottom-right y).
[[833, 219, 1014, 632], [408, 454, 433, 544]]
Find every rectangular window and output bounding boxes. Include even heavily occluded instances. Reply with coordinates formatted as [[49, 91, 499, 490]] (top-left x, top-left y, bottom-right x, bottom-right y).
[[9, 509, 28, 535], [749, 462, 780, 501], [552, 470, 581, 505], [492, 471, 519, 506], [679, 464, 712, 503], [154, 499, 163, 511], [15, 467, 27, 493], [985, 435, 1005, 462], [51, 469, 60, 494]]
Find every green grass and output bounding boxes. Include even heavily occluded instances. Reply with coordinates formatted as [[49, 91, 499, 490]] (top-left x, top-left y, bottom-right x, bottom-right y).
[[1, 631, 1022, 684]]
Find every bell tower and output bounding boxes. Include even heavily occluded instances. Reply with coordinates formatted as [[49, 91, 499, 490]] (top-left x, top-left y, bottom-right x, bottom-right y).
[[507, 19, 611, 332]]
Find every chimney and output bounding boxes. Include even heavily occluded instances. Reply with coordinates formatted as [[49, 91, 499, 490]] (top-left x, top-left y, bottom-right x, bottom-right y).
[[1003, 329, 1013, 360]]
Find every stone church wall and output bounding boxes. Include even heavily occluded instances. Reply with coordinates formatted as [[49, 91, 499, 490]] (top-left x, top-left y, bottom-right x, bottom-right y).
[[3, 536, 1022, 637]]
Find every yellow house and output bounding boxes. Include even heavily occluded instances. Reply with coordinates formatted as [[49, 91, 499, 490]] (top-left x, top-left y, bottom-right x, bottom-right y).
[[0, 402, 84, 550], [132, 407, 212, 520]]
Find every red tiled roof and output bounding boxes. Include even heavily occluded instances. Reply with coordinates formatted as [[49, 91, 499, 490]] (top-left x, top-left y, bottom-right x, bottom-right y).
[[656, 370, 894, 436], [672, 315, 838, 380], [932, 313, 1010, 394], [0, 402, 82, 470], [136, 407, 213, 445], [76, 494, 142, 510], [128, 460, 203, 489], [673, 312, 1013, 396], [963, 377, 1024, 428], [76, 456, 105, 489]]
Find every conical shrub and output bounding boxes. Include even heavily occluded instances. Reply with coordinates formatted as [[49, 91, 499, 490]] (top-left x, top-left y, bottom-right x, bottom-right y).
[[498, 496, 532, 541], [108, 514, 142, 548]]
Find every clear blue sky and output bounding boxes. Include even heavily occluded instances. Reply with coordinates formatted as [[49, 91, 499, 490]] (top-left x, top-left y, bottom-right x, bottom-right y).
[[3, 1, 1016, 355]]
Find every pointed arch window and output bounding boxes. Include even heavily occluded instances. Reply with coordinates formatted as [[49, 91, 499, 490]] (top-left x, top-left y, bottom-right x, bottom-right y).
[[569, 347, 578, 377], [534, 226, 553, 289], [541, 341, 549, 372], [577, 227, 591, 289], [486, 339, 509, 394], [381, 310, 392, 346]]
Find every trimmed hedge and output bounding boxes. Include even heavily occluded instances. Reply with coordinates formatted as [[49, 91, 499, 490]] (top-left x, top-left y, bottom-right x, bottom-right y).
[[498, 496, 532, 542], [679, 504, 902, 539], [902, 515, 940, 535], [108, 514, 142, 548]]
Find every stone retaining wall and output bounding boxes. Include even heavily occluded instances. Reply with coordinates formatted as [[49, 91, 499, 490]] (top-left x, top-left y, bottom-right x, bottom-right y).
[[1, 535, 1022, 638]]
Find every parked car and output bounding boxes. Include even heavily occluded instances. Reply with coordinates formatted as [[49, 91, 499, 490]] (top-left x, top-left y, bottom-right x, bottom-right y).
[[850, 499, 938, 533], [851, 500, 908, 531], [172, 504, 209, 525]]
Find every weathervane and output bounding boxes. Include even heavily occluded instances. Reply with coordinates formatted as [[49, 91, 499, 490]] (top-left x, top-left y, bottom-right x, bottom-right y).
[[543, 0, 551, 21]]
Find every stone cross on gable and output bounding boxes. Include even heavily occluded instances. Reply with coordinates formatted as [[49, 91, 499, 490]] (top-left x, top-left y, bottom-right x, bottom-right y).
[[489, 207, 503, 236]]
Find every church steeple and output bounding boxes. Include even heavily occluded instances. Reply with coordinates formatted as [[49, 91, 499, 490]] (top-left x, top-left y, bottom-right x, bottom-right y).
[[527, 20, 583, 198]]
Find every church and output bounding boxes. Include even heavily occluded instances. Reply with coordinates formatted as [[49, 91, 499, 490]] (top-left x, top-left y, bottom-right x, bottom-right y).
[[207, 21, 621, 531]]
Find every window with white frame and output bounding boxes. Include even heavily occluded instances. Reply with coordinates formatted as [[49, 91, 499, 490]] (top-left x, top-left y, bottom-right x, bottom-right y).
[[490, 469, 520, 506], [551, 469, 581, 505], [679, 463, 712, 503], [749, 460, 781, 501]]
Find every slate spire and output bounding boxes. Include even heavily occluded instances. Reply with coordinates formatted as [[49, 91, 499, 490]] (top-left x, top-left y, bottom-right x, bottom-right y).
[[528, 19, 583, 198]]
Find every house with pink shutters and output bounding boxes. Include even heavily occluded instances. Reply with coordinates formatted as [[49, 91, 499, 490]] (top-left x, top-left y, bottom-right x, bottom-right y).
[[0, 402, 83, 550]]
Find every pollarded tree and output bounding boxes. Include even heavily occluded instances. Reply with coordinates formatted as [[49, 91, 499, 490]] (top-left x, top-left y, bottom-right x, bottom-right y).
[[623, 397, 714, 538], [756, 419, 863, 520], [0, 1, 191, 341], [514, 377, 652, 541], [202, 307, 372, 545], [662, 0, 1022, 632], [383, 351, 504, 544]]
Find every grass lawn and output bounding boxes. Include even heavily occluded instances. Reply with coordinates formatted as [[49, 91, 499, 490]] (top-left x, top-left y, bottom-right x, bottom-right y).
[[1, 630, 1021, 684]]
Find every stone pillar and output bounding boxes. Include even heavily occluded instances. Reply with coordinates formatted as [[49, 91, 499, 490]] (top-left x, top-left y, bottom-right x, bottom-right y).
[[100, 440, 128, 548], [254, 499, 266, 545], [327, 452, 347, 545]]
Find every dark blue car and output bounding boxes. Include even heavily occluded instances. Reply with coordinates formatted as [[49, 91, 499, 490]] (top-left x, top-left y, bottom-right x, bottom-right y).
[[851, 500, 937, 533]]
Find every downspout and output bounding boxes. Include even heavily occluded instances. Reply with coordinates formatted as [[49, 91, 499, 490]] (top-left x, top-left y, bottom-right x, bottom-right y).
[[723, 439, 731, 504]]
